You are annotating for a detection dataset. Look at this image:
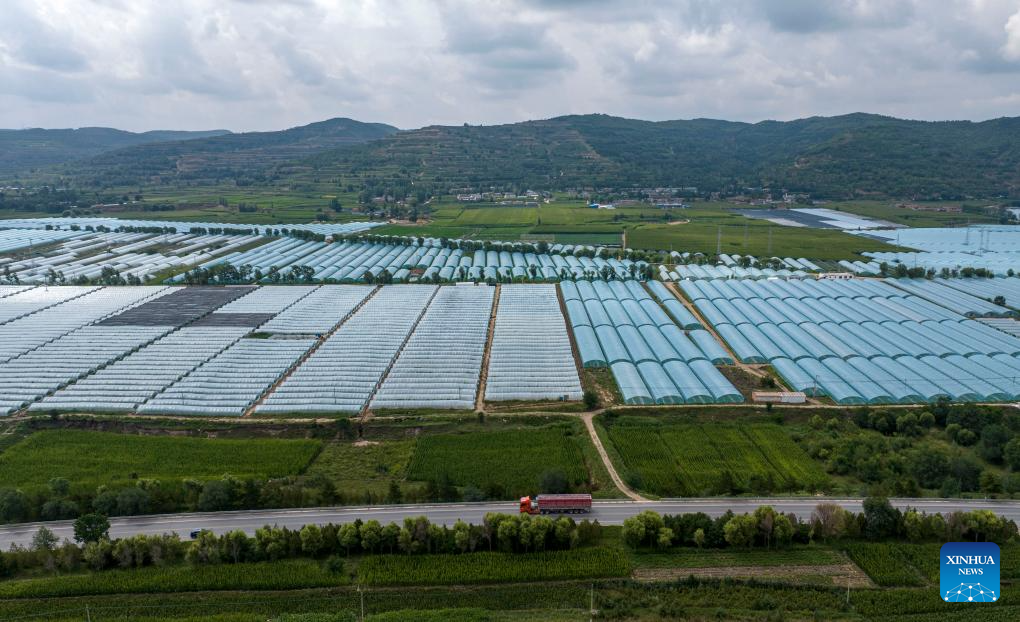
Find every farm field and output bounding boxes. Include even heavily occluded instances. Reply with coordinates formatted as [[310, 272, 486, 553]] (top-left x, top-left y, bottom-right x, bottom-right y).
[[308, 420, 620, 501], [625, 206, 898, 259], [357, 548, 630, 586], [598, 415, 829, 496], [305, 439, 417, 498], [630, 546, 844, 569], [0, 560, 344, 599], [844, 542, 1020, 588], [0, 430, 321, 490], [3, 568, 1018, 621], [369, 200, 904, 258], [830, 200, 999, 227], [405, 425, 594, 499]]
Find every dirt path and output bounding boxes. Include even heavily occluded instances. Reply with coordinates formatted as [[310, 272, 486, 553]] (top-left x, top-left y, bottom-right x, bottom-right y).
[[475, 284, 500, 411], [581, 412, 647, 502]]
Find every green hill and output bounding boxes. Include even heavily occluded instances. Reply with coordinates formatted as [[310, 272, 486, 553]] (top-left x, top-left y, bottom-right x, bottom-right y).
[[305, 113, 1020, 199], [0, 127, 230, 176], [14, 113, 1020, 199], [68, 117, 399, 187]]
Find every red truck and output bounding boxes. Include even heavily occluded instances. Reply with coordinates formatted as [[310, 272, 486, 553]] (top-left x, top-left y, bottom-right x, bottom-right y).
[[519, 493, 592, 515]]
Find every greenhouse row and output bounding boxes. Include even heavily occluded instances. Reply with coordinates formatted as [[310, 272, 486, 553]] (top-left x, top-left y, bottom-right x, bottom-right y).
[[256, 286, 438, 414], [837, 260, 882, 276], [138, 338, 316, 416], [658, 263, 809, 281], [0, 285, 99, 325], [371, 286, 494, 410], [888, 278, 1014, 317], [257, 285, 375, 334], [858, 225, 1020, 253], [192, 238, 646, 283], [0, 286, 168, 364], [213, 285, 319, 314], [0, 227, 85, 254], [1, 325, 172, 415], [938, 277, 1020, 309], [863, 251, 1017, 276], [484, 285, 583, 402], [0, 285, 34, 299], [1, 229, 261, 284], [560, 279, 742, 404], [36, 327, 249, 413], [717, 254, 821, 271], [682, 277, 1020, 404], [0, 217, 382, 237]]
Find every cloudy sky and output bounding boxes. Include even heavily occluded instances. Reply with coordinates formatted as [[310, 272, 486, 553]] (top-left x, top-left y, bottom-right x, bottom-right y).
[[1, 0, 1020, 132]]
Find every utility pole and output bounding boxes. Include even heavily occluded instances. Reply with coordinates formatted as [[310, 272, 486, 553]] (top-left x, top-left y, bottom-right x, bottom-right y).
[[590, 582, 595, 621], [85, 605, 92, 622], [767, 227, 773, 256], [359, 584, 365, 622], [716, 226, 722, 256]]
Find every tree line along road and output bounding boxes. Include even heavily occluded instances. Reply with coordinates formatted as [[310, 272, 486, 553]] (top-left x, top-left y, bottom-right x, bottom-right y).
[[0, 498, 1018, 548]]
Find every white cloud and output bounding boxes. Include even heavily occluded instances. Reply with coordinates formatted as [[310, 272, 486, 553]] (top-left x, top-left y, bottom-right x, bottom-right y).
[[0, 0, 1018, 131], [1004, 10, 1020, 60]]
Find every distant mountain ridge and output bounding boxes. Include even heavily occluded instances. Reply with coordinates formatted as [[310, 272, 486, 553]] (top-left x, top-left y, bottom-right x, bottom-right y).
[[0, 127, 230, 176], [69, 118, 399, 187], [304, 113, 1020, 198], [7, 113, 1020, 199]]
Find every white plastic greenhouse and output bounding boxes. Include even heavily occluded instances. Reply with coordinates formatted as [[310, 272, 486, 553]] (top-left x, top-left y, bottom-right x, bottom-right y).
[[371, 285, 494, 410], [35, 327, 249, 412], [256, 285, 438, 414], [138, 338, 315, 416], [483, 285, 582, 401]]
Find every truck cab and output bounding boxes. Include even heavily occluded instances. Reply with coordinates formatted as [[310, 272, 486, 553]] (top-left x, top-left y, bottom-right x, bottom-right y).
[[519, 496, 539, 515]]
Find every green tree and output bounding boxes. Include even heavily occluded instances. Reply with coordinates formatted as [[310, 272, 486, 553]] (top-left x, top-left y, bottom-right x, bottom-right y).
[[622, 515, 646, 549], [300, 524, 325, 556], [979, 425, 1011, 463], [0, 488, 28, 523], [656, 527, 674, 550], [73, 513, 110, 544], [360, 520, 383, 553], [198, 480, 233, 511], [339, 523, 360, 555], [723, 514, 757, 548], [1005, 437, 1020, 471], [863, 497, 900, 540], [222, 530, 249, 564], [32, 526, 59, 552], [693, 528, 706, 548]]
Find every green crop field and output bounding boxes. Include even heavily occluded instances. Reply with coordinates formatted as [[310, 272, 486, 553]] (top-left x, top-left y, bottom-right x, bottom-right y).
[[600, 417, 828, 496], [0, 430, 321, 489], [625, 204, 899, 260], [843, 543, 931, 587], [357, 548, 630, 586], [0, 560, 344, 599], [404, 424, 594, 498], [305, 439, 416, 497], [846, 542, 1020, 588], [631, 546, 843, 569], [831, 200, 999, 227]]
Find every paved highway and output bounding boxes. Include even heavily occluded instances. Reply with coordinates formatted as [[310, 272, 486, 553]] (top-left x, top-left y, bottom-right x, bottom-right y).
[[1, 497, 1017, 548]]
